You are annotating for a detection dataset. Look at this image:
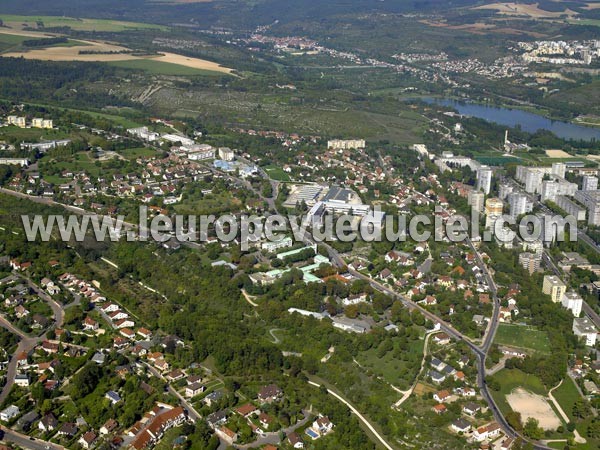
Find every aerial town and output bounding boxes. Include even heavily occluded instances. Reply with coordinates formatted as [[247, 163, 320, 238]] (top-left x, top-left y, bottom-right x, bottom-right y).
[[1, 1, 600, 450]]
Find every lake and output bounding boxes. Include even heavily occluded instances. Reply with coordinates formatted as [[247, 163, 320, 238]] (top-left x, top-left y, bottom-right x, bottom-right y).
[[422, 98, 600, 142]]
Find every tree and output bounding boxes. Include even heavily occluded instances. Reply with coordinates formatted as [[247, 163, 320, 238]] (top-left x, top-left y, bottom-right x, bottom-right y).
[[523, 417, 543, 440], [572, 399, 591, 419], [506, 410, 523, 432]]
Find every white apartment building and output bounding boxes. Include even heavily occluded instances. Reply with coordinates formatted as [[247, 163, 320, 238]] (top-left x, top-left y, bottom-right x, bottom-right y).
[[582, 176, 598, 191], [552, 162, 566, 179], [127, 126, 159, 142], [468, 190, 485, 213], [218, 147, 235, 161], [498, 183, 513, 200], [542, 275, 566, 303], [31, 118, 53, 129], [575, 190, 600, 226], [7, 116, 26, 128], [477, 166, 492, 195], [507, 192, 533, 218], [561, 291, 582, 317], [573, 317, 598, 347], [541, 179, 577, 202], [555, 196, 586, 221]]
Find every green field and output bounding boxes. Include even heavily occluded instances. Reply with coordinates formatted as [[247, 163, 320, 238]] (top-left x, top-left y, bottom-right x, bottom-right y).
[[0, 33, 27, 51], [264, 165, 292, 182], [475, 155, 522, 166], [356, 338, 424, 389], [120, 147, 158, 160], [108, 59, 224, 76], [552, 376, 582, 423], [0, 125, 69, 142], [0, 15, 168, 32], [494, 323, 552, 353]]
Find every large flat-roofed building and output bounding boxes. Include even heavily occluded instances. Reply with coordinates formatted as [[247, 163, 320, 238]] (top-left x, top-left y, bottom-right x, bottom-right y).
[[507, 192, 533, 219], [582, 175, 598, 191], [21, 139, 71, 152], [31, 118, 53, 129], [0, 158, 29, 167], [7, 116, 26, 128], [484, 197, 503, 229], [575, 190, 600, 226], [519, 252, 541, 274], [161, 133, 195, 147], [327, 139, 365, 150], [477, 166, 492, 195], [542, 275, 566, 303], [573, 317, 598, 347], [284, 184, 324, 208], [555, 196, 586, 221], [468, 190, 484, 213], [218, 147, 235, 161], [561, 291, 583, 317], [127, 126, 159, 142], [541, 179, 577, 202]]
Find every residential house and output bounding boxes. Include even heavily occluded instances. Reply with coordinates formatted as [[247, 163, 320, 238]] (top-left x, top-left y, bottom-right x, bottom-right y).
[[100, 418, 118, 435], [432, 404, 447, 414], [83, 317, 99, 331], [463, 402, 481, 416], [258, 384, 283, 403], [216, 426, 237, 445], [473, 422, 501, 442], [433, 390, 451, 403], [235, 404, 258, 418], [57, 422, 78, 437], [185, 382, 205, 398], [79, 431, 97, 449], [105, 390, 122, 405], [287, 431, 304, 449], [38, 412, 58, 432], [0, 405, 19, 422], [451, 418, 471, 433]]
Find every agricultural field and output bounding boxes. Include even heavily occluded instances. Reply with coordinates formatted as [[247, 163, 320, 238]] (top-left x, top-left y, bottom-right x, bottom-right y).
[[108, 58, 228, 76], [494, 323, 552, 353], [0, 15, 168, 32]]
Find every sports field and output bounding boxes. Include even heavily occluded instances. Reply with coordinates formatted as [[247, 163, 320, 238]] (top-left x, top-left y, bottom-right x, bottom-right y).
[[494, 323, 551, 353]]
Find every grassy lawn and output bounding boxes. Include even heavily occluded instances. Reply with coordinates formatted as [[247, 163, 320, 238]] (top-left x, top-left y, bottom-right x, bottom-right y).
[[356, 338, 424, 389], [264, 165, 292, 182], [552, 376, 582, 423], [108, 59, 223, 76], [0, 125, 69, 142], [120, 147, 158, 160], [0, 15, 168, 32], [489, 368, 547, 416], [494, 323, 551, 354], [42, 152, 104, 178]]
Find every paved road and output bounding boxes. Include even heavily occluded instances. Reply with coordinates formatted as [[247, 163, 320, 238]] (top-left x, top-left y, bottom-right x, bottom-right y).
[[1, 427, 64, 450], [0, 337, 39, 405], [0, 274, 66, 405], [235, 410, 311, 449]]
